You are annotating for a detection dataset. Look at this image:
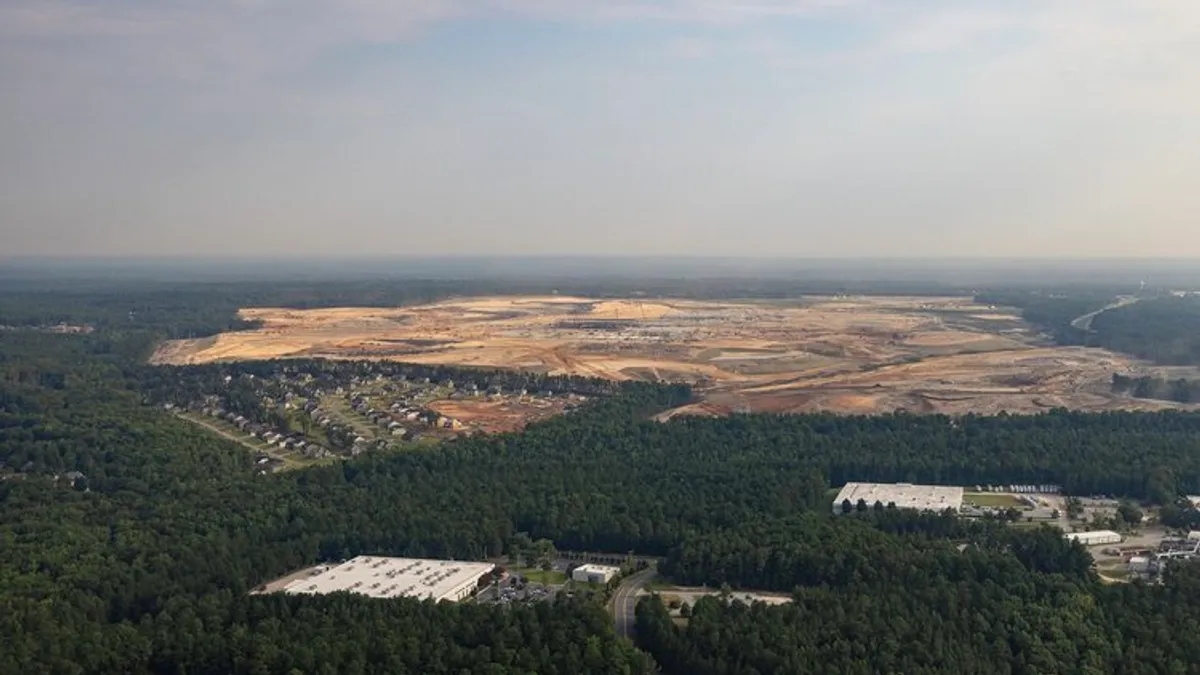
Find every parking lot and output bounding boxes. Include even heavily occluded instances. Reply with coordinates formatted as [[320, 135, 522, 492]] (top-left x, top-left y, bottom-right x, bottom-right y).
[[475, 573, 558, 605]]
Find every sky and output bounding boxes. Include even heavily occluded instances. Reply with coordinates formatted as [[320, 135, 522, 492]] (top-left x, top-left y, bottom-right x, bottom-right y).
[[2, 0, 1200, 258]]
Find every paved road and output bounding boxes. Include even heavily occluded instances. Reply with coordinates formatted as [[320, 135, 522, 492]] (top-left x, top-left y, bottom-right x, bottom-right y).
[[612, 569, 656, 640], [1070, 296, 1139, 332]]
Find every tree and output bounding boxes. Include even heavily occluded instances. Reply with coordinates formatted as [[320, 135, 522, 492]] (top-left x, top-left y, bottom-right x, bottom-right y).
[[508, 532, 534, 566], [534, 539, 557, 572], [856, 499, 868, 513], [1117, 501, 1143, 526], [1066, 497, 1084, 520], [841, 499, 853, 515]]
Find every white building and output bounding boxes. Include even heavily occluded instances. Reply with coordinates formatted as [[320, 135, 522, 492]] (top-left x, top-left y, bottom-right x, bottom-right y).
[[571, 563, 620, 585], [285, 556, 495, 603], [832, 482, 964, 514], [1065, 530, 1122, 546]]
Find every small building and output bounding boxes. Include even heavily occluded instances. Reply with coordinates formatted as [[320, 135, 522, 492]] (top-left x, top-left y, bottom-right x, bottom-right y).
[[572, 564, 619, 585], [1066, 530, 1122, 546]]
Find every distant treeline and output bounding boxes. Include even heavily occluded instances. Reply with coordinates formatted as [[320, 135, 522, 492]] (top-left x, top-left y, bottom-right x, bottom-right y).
[[1090, 295, 1200, 365], [0, 277, 989, 342]]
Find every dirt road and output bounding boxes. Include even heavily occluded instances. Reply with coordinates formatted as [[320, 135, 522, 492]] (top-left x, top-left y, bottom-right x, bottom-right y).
[[177, 413, 262, 451]]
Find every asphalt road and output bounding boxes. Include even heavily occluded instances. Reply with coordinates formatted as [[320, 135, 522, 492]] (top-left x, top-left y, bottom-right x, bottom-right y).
[[612, 569, 656, 640]]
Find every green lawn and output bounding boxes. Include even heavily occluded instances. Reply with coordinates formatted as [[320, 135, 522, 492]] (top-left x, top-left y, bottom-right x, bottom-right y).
[[965, 493, 1025, 509], [510, 568, 567, 585]]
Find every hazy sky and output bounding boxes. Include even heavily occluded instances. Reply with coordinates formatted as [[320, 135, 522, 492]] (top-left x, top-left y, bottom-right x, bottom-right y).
[[3, 1, 1200, 258]]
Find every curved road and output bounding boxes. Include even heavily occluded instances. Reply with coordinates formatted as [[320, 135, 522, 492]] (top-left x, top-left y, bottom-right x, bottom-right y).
[[1070, 296, 1139, 333], [612, 569, 656, 640]]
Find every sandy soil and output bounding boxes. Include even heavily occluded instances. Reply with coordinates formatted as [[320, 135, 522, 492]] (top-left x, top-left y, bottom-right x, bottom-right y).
[[427, 398, 573, 434], [151, 295, 1198, 417]]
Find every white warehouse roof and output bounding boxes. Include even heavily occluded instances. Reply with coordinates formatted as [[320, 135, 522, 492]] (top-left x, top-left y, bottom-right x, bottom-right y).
[[572, 563, 620, 581], [833, 482, 964, 514], [285, 556, 495, 602], [1065, 530, 1121, 545]]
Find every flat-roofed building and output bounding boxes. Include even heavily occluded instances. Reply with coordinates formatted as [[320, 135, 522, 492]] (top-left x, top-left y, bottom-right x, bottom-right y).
[[571, 563, 620, 585], [1065, 530, 1122, 546], [285, 556, 494, 603], [833, 482, 964, 514]]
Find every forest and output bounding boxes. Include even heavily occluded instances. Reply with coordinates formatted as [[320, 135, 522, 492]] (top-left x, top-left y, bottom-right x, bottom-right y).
[[1090, 295, 1200, 366], [976, 290, 1200, 366], [7, 281, 1200, 673], [638, 528, 1200, 675]]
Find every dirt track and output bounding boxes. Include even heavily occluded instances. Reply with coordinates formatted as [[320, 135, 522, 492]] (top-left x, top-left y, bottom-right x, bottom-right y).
[[151, 295, 1196, 416]]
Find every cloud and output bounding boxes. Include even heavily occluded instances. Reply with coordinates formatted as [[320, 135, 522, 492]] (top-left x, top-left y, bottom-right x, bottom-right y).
[[4, 0, 1200, 258]]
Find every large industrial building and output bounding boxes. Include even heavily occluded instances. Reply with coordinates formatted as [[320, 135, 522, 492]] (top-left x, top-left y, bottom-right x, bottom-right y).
[[1065, 530, 1122, 546], [571, 563, 620, 585], [285, 556, 495, 602], [832, 482, 964, 514]]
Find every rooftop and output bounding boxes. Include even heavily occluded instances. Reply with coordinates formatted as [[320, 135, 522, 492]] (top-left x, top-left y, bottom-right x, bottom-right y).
[[1065, 530, 1121, 540], [833, 482, 964, 513], [574, 563, 621, 575], [285, 556, 495, 602]]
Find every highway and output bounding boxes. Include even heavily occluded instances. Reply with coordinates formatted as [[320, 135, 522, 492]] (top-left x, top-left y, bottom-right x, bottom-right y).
[[611, 568, 656, 640]]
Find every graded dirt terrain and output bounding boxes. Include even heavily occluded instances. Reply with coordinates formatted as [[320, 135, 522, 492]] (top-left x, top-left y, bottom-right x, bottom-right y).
[[151, 295, 1194, 416]]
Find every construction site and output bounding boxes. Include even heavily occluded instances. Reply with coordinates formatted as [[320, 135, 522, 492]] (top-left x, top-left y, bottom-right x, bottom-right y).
[[151, 295, 1200, 417]]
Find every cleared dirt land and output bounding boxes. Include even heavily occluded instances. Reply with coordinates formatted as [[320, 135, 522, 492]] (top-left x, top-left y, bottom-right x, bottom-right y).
[[151, 295, 1196, 416]]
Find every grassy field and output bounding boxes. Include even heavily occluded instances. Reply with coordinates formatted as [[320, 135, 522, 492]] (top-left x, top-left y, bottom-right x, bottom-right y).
[[510, 568, 567, 585], [964, 492, 1025, 508]]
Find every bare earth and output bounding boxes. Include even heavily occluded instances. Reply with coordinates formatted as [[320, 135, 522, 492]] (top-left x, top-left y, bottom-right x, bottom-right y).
[[151, 295, 1196, 416]]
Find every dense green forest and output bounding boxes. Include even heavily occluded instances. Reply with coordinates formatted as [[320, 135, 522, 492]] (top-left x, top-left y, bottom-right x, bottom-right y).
[[9, 281, 1200, 673], [1090, 296, 1200, 366], [638, 538, 1200, 675]]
